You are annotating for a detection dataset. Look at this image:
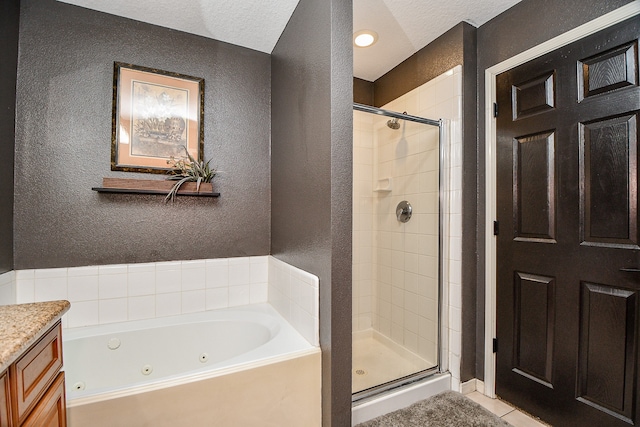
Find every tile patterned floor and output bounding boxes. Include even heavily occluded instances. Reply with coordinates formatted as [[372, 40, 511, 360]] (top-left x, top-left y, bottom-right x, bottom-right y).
[[464, 391, 550, 427]]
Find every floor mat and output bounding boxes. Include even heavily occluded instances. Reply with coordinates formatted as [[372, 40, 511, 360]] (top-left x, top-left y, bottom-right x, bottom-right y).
[[356, 391, 513, 427]]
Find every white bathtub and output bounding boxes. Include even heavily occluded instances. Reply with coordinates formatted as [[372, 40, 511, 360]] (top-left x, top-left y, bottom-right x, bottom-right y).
[[64, 303, 321, 426]]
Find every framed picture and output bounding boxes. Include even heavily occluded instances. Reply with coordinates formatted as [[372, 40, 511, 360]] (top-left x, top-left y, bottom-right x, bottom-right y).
[[111, 62, 204, 173]]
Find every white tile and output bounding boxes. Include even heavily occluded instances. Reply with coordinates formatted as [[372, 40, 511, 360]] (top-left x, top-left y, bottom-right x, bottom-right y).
[[98, 274, 127, 299], [182, 290, 206, 313], [34, 268, 67, 279], [229, 256, 251, 266], [207, 260, 229, 288], [450, 306, 462, 332], [449, 283, 462, 310], [182, 266, 206, 291], [206, 288, 229, 310], [229, 285, 250, 307], [182, 259, 206, 269], [156, 269, 181, 294], [34, 277, 67, 302], [466, 392, 515, 418], [298, 309, 318, 346], [128, 270, 156, 296], [449, 329, 462, 356], [450, 236, 462, 261], [250, 283, 268, 303], [502, 410, 548, 427], [450, 353, 461, 380], [229, 258, 251, 286], [16, 279, 34, 304], [449, 260, 462, 285], [0, 283, 15, 306], [99, 298, 128, 324], [156, 292, 181, 317], [250, 259, 268, 284], [435, 75, 456, 105], [299, 282, 314, 315], [450, 213, 462, 237], [128, 295, 155, 320], [0, 271, 14, 286], [156, 261, 181, 271], [67, 265, 99, 277], [67, 275, 99, 302], [418, 83, 437, 112], [15, 270, 34, 280], [98, 264, 128, 275], [128, 262, 155, 273], [250, 255, 269, 264], [404, 330, 418, 352], [66, 300, 99, 328]]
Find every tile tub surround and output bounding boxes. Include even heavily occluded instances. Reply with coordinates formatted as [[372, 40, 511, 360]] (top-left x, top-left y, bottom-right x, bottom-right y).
[[268, 256, 320, 346], [0, 271, 15, 306], [10, 256, 319, 347], [0, 300, 70, 372]]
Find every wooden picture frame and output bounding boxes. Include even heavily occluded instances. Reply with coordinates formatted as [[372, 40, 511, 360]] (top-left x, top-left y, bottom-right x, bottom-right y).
[[111, 62, 204, 174]]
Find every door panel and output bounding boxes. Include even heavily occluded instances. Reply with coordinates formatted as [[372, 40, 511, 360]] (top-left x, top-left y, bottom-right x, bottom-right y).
[[578, 41, 638, 102], [514, 131, 556, 241], [577, 283, 637, 423], [580, 113, 638, 247], [496, 16, 640, 427], [513, 272, 555, 388]]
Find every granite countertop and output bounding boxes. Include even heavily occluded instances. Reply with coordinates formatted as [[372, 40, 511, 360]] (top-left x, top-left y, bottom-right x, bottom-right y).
[[0, 300, 70, 373]]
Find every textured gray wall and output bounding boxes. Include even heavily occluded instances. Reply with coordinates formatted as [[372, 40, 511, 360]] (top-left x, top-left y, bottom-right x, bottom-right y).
[[353, 77, 374, 106], [0, 0, 19, 274], [271, 0, 353, 424], [475, 0, 636, 380], [374, 23, 470, 107], [14, 0, 271, 269]]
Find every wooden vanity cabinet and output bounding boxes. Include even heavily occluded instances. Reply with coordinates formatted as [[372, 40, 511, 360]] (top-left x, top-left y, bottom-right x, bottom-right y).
[[1, 322, 66, 427], [0, 371, 11, 427]]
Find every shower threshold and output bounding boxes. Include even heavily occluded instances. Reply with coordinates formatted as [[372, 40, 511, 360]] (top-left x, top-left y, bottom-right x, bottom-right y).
[[351, 371, 451, 425]]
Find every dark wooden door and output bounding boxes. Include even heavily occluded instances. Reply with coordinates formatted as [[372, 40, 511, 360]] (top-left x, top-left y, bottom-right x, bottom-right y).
[[496, 16, 640, 427]]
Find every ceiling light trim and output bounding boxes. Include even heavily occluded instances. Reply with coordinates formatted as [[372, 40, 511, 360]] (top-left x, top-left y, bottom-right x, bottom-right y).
[[354, 29, 379, 48]]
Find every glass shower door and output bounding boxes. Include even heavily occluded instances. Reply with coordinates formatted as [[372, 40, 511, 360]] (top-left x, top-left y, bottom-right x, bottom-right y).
[[352, 105, 441, 398]]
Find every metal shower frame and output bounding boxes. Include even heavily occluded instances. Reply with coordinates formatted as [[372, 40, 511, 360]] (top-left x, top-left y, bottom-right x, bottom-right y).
[[351, 103, 449, 404]]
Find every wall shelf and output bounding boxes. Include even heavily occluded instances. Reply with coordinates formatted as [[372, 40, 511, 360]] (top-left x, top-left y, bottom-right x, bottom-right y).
[[92, 178, 220, 197]]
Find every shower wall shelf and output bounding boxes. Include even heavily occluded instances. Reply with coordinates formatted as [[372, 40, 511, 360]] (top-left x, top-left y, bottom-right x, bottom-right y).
[[92, 178, 220, 197], [374, 178, 392, 192]]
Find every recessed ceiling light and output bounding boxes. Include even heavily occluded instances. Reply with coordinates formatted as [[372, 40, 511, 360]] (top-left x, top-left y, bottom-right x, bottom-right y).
[[354, 30, 378, 48]]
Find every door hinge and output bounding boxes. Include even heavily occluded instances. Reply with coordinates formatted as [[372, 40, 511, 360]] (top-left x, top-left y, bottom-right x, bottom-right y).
[[493, 102, 499, 118], [493, 338, 499, 353], [493, 220, 499, 236]]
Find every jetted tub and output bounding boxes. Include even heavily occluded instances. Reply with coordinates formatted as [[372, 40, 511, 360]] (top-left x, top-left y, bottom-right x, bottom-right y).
[[64, 303, 321, 426]]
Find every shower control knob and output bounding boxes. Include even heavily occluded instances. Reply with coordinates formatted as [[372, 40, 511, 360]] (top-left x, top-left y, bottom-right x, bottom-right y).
[[396, 201, 412, 223]]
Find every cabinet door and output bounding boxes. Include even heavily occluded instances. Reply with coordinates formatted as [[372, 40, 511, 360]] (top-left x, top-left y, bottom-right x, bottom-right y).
[[0, 371, 11, 427], [11, 323, 62, 424], [22, 372, 65, 427]]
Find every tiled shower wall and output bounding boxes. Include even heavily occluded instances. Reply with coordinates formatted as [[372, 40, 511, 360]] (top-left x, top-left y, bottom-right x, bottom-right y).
[[0, 256, 319, 346], [352, 65, 463, 389], [352, 111, 374, 331]]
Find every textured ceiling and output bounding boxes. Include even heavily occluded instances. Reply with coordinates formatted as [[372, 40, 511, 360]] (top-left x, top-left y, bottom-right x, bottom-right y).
[[57, 0, 522, 81], [57, 0, 300, 53], [354, 0, 523, 81]]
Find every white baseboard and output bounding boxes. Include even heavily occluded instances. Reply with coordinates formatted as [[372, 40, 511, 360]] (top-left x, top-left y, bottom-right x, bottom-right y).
[[461, 378, 485, 395]]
